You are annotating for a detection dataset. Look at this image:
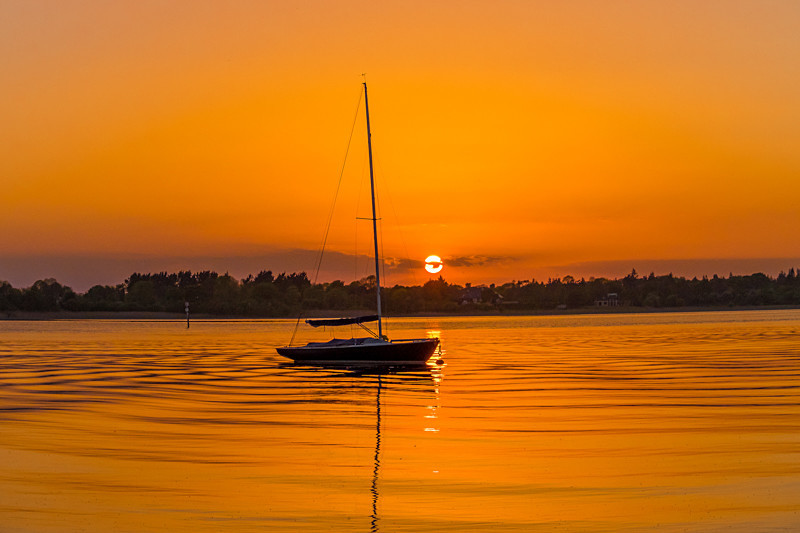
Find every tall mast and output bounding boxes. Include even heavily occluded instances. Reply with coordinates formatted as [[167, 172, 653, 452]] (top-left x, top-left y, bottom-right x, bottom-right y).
[[363, 81, 383, 339]]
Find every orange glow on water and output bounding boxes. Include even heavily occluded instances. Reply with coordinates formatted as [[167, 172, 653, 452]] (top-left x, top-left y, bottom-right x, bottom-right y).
[[2, 313, 799, 531]]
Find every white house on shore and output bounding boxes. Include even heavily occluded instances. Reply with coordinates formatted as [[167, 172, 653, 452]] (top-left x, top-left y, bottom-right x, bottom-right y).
[[595, 292, 621, 307]]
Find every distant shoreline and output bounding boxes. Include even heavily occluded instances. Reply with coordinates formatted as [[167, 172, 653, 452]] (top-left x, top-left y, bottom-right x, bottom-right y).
[[3, 305, 799, 321]]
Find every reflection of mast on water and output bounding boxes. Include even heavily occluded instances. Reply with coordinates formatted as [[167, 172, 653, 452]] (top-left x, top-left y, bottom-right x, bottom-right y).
[[279, 362, 442, 531], [347, 364, 440, 531], [370, 375, 382, 532]]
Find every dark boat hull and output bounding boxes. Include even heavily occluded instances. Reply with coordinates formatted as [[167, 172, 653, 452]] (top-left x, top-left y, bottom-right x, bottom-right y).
[[277, 338, 439, 365]]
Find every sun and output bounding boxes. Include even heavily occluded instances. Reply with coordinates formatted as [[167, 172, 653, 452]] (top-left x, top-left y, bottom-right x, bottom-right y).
[[425, 255, 443, 274]]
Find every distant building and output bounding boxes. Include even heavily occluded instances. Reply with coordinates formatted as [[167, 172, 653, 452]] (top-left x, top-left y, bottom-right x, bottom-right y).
[[595, 292, 621, 307], [458, 283, 504, 306], [458, 284, 482, 305]]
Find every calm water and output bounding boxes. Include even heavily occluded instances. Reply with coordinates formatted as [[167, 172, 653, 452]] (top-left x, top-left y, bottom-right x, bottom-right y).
[[1, 311, 799, 532]]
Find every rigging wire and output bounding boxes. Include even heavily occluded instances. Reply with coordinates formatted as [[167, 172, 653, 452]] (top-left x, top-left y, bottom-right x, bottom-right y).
[[376, 172, 389, 336], [354, 151, 369, 283], [361, 118, 389, 336], [374, 157, 421, 287], [289, 86, 364, 346]]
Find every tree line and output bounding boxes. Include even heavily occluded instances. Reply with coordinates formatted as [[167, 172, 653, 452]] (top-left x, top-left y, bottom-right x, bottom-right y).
[[1, 268, 799, 316], [496, 268, 800, 309]]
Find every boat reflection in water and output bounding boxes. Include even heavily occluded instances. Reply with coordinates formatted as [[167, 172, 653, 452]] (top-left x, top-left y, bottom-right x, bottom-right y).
[[280, 359, 444, 532]]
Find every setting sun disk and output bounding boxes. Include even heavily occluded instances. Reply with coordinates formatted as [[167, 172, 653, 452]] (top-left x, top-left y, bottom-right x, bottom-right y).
[[425, 255, 443, 274]]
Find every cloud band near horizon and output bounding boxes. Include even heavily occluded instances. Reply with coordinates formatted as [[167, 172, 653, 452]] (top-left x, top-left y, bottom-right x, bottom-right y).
[[2, 250, 799, 292]]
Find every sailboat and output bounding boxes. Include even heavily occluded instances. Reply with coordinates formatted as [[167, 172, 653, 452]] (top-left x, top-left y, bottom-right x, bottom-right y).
[[276, 82, 440, 365]]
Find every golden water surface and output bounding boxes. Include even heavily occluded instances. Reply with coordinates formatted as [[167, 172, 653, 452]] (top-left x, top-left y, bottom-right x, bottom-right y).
[[1, 310, 799, 532]]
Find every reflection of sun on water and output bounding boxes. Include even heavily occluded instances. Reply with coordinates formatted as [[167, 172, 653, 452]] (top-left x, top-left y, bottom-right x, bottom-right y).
[[425, 357, 443, 435], [427, 329, 444, 362]]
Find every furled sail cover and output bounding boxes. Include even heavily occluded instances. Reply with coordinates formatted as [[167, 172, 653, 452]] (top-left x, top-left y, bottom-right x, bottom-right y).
[[306, 315, 379, 328]]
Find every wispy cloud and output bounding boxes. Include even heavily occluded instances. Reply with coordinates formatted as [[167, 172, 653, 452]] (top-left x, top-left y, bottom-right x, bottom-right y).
[[444, 255, 511, 268], [4, 249, 798, 292], [380, 254, 513, 274]]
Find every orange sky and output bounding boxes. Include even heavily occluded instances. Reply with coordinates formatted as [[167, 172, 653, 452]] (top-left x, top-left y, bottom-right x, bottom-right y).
[[3, 1, 800, 290]]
